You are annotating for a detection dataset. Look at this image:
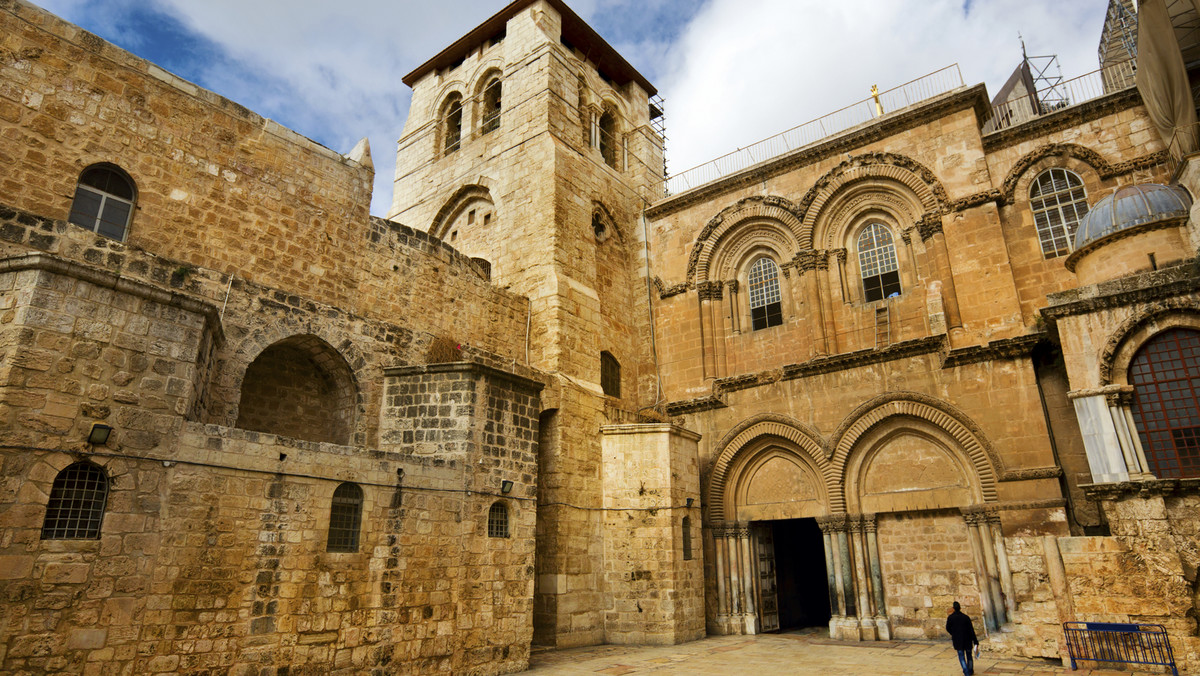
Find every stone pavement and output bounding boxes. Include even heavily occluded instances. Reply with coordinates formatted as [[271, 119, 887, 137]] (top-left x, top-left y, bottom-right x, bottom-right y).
[[526, 629, 1165, 675]]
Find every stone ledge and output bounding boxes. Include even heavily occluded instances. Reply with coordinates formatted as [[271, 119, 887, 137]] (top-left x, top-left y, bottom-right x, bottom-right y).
[[981, 87, 1142, 152], [1043, 258, 1200, 318], [1082, 478, 1200, 500], [384, 360, 545, 392], [942, 333, 1043, 369]]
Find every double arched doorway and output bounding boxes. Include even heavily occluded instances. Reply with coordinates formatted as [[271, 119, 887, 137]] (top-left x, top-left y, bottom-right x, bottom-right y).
[[704, 397, 1010, 640]]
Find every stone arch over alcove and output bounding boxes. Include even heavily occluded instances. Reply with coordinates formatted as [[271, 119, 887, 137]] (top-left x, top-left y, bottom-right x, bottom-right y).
[[705, 413, 833, 522], [686, 196, 805, 285], [430, 183, 497, 240], [827, 392, 999, 512], [235, 334, 359, 446]]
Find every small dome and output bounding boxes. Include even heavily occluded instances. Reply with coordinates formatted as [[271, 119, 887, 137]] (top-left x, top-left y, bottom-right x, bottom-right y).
[[1074, 183, 1191, 250]]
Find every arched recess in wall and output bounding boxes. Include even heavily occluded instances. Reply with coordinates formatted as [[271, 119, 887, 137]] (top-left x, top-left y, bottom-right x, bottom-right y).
[[226, 331, 362, 446], [828, 393, 999, 513], [705, 414, 834, 523], [234, 334, 361, 446], [798, 153, 946, 250], [473, 66, 504, 134], [1100, 300, 1200, 386], [430, 184, 497, 241], [687, 195, 806, 286]]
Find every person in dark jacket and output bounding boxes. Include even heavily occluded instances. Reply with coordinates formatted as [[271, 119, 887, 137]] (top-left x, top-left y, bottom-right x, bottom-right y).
[[946, 601, 979, 675]]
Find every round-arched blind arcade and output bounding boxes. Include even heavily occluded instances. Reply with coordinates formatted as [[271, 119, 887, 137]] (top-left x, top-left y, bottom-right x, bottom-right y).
[[748, 257, 783, 330], [1130, 328, 1200, 478], [858, 223, 900, 302]]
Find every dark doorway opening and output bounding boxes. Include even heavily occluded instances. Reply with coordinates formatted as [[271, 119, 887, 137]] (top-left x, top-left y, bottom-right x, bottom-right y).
[[770, 518, 832, 630]]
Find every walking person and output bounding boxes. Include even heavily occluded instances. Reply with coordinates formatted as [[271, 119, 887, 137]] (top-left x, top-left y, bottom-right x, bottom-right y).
[[946, 601, 979, 676]]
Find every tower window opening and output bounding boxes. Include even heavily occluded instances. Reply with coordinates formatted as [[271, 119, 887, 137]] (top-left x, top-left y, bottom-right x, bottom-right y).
[[444, 96, 463, 155], [482, 78, 502, 134], [599, 110, 618, 169]]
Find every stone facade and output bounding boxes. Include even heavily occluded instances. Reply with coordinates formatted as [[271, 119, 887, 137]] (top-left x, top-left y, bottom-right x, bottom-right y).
[[3, 0, 1200, 673]]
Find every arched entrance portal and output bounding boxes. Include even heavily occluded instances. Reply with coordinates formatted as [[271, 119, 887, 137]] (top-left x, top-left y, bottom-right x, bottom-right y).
[[706, 400, 1010, 641]]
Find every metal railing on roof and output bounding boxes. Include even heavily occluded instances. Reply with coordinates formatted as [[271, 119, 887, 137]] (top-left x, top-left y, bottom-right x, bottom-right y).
[[664, 64, 965, 195], [983, 59, 1136, 133]]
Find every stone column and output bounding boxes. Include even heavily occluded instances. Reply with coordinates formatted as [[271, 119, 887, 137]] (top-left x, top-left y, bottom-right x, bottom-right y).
[[1069, 385, 1151, 482], [698, 282, 718, 381], [795, 251, 829, 355], [816, 516, 843, 638], [848, 516, 875, 639], [736, 524, 757, 634], [962, 508, 1000, 631], [725, 280, 740, 336], [711, 524, 731, 632], [986, 511, 1015, 620], [917, 215, 962, 329], [815, 252, 839, 354], [863, 514, 891, 640]]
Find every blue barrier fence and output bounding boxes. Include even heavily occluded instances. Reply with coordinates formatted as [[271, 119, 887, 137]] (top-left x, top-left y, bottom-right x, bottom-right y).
[[1063, 622, 1177, 675]]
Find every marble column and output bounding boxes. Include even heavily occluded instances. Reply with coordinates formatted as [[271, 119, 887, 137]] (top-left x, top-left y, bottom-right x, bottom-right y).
[[849, 516, 875, 640], [863, 514, 891, 640]]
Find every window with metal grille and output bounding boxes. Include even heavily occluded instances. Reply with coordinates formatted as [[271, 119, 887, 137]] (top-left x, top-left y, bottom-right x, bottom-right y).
[[748, 257, 783, 330], [481, 78, 502, 134], [443, 95, 463, 155], [487, 501, 509, 538], [1030, 168, 1089, 259], [326, 482, 363, 552], [41, 462, 108, 540], [682, 516, 693, 561], [858, 223, 901, 303], [601, 351, 621, 397], [68, 164, 135, 241], [1130, 328, 1200, 478]]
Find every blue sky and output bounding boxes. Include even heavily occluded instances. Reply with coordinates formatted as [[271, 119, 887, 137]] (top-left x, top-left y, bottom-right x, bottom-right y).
[[31, 0, 1108, 216]]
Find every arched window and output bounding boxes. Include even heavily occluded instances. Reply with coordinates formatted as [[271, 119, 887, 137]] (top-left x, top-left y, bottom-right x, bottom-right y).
[[682, 515, 693, 561], [748, 257, 783, 330], [481, 78, 502, 134], [68, 164, 135, 241], [858, 223, 901, 302], [443, 94, 463, 155], [326, 482, 363, 552], [598, 109, 619, 169], [1030, 168, 1089, 259], [487, 501, 509, 538], [601, 351, 620, 397], [41, 462, 108, 539], [1130, 328, 1200, 478]]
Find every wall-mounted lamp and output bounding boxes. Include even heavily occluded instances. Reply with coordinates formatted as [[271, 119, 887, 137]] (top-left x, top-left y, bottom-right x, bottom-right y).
[[686, 498, 694, 508], [501, 480, 514, 494], [87, 423, 113, 446]]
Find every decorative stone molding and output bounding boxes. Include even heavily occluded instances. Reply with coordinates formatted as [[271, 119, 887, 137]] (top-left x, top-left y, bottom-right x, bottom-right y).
[[697, 280, 724, 301], [997, 466, 1063, 482], [831, 248, 847, 263], [653, 276, 690, 299], [993, 498, 1068, 511], [711, 337, 945, 395], [998, 142, 1168, 207], [914, 212, 944, 241], [1081, 478, 1200, 501], [725, 279, 739, 294], [684, 195, 805, 284], [816, 513, 849, 533], [665, 394, 727, 416], [1042, 259, 1200, 321], [941, 333, 1043, 369], [705, 413, 829, 522], [826, 391, 1001, 507]]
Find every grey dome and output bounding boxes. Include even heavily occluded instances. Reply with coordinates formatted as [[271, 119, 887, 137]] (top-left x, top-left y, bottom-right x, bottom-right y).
[[1074, 183, 1192, 250]]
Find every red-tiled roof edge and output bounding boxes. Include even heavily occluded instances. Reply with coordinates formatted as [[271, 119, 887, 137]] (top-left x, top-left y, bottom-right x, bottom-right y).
[[401, 0, 657, 96]]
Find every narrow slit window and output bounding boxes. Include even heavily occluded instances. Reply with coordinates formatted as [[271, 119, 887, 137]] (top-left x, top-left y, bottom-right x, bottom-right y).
[[682, 515, 693, 561], [41, 462, 108, 540], [69, 164, 135, 241], [326, 482, 363, 552], [487, 501, 509, 538], [601, 351, 621, 397], [748, 257, 783, 330], [1030, 168, 1089, 259], [858, 223, 901, 303]]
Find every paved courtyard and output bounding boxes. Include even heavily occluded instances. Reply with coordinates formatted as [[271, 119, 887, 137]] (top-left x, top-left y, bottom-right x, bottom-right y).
[[526, 629, 1164, 675]]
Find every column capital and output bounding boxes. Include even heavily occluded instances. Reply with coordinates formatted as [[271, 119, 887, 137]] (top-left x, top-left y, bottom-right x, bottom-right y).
[[817, 512, 849, 533]]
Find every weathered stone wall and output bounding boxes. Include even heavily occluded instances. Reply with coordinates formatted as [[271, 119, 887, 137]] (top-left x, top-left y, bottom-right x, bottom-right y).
[[877, 510, 982, 639]]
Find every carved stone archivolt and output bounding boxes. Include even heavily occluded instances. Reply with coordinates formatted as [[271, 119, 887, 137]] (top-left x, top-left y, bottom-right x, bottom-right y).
[[430, 183, 495, 240], [998, 143, 1168, 206], [1099, 299, 1200, 385], [685, 195, 805, 285]]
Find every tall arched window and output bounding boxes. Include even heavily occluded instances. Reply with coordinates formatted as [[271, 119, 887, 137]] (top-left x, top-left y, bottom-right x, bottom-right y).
[[41, 462, 108, 539], [326, 482, 363, 552], [68, 164, 135, 241], [487, 501, 509, 538], [1130, 328, 1200, 478], [858, 223, 901, 302], [442, 94, 463, 155], [1030, 168, 1089, 259], [598, 109, 619, 169], [481, 78, 502, 134], [748, 257, 783, 330]]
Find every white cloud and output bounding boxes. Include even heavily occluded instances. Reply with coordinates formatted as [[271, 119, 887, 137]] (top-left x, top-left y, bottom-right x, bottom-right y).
[[660, 0, 1108, 175]]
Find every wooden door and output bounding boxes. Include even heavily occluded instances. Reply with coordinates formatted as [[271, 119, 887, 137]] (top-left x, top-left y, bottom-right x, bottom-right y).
[[753, 523, 780, 632]]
